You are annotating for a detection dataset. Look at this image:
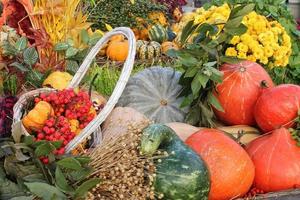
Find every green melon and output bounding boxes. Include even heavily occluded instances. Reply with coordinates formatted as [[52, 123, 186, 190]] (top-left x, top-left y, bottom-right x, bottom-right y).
[[141, 124, 210, 200]]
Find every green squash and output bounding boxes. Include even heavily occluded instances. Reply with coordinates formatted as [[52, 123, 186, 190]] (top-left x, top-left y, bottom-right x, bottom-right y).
[[149, 24, 168, 43], [141, 124, 210, 200], [136, 40, 161, 59]]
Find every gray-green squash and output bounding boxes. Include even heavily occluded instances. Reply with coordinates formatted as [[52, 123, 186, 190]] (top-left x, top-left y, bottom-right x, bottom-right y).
[[141, 124, 210, 200], [117, 67, 189, 123]]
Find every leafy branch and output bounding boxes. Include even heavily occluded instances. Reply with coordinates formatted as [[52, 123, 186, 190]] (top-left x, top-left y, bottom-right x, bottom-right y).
[[3, 37, 48, 88], [168, 4, 254, 127], [0, 135, 99, 200]]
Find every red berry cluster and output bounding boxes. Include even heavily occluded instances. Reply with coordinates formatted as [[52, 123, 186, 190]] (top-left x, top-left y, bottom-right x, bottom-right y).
[[33, 89, 96, 164], [244, 187, 265, 198]]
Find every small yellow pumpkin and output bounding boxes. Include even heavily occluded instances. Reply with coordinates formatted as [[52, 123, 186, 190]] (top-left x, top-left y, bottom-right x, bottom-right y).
[[161, 41, 179, 54], [22, 101, 54, 132], [106, 40, 129, 61], [43, 71, 73, 90]]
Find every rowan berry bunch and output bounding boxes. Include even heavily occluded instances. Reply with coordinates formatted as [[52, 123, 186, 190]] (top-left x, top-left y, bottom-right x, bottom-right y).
[[32, 89, 96, 164]]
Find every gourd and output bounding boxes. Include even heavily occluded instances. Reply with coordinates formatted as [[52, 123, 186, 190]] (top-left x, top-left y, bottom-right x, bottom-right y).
[[246, 127, 300, 192], [148, 11, 168, 26], [43, 71, 73, 90], [214, 61, 274, 126], [141, 124, 210, 200], [136, 40, 161, 60], [161, 41, 179, 54], [149, 24, 168, 43], [186, 129, 255, 200], [22, 101, 54, 132], [166, 122, 260, 144], [117, 67, 189, 123], [106, 40, 129, 61], [254, 84, 300, 132], [102, 107, 149, 141]]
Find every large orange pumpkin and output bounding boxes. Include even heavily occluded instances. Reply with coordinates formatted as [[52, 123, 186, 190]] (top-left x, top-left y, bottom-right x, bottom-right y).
[[254, 84, 300, 132], [214, 61, 274, 126], [246, 128, 300, 192], [106, 40, 129, 62], [186, 129, 255, 200]]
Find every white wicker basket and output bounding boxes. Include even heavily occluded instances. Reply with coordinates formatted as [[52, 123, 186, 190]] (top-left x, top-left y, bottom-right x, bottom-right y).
[[13, 27, 136, 153]]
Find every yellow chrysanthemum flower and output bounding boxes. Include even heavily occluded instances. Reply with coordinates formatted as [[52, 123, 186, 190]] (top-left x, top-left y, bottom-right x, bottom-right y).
[[230, 36, 240, 45], [237, 43, 249, 53], [225, 47, 238, 57]]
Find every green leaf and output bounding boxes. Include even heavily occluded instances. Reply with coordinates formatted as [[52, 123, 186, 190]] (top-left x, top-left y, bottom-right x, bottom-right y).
[[23, 47, 39, 66], [2, 42, 18, 56], [225, 16, 244, 29], [66, 47, 79, 58], [57, 157, 82, 170], [81, 29, 90, 44], [180, 95, 193, 108], [196, 72, 210, 88], [54, 43, 69, 51], [191, 75, 202, 96], [55, 167, 74, 193], [74, 178, 101, 199], [208, 92, 224, 112], [24, 182, 67, 200], [23, 173, 46, 183], [35, 143, 56, 157], [67, 39, 74, 47], [10, 62, 29, 72], [220, 56, 242, 64], [225, 24, 247, 36], [233, 4, 255, 18], [68, 167, 93, 182], [66, 60, 79, 75], [75, 157, 91, 165], [51, 141, 63, 149], [184, 66, 199, 78], [181, 20, 197, 44], [15, 37, 28, 51], [24, 136, 35, 146]]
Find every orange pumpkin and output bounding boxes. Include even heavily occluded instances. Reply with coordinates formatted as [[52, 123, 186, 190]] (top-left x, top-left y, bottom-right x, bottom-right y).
[[110, 34, 125, 43], [161, 41, 179, 54], [186, 129, 255, 200], [22, 101, 54, 132], [106, 40, 129, 61]]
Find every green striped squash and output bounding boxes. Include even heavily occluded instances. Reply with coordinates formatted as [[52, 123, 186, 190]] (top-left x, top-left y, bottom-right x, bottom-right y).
[[149, 24, 168, 43], [136, 40, 161, 60]]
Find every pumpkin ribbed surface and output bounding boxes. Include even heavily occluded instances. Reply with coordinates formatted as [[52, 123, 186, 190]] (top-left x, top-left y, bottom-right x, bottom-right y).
[[117, 67, 188, 123]]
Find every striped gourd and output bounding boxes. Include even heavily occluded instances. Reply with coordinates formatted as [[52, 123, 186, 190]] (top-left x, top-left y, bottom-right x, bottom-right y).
[[136, 40, 161, 60], [148, 24, 168, 43]]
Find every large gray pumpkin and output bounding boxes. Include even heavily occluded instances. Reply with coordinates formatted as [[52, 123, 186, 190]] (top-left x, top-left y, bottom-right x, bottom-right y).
[[117, 67, 189, 123]]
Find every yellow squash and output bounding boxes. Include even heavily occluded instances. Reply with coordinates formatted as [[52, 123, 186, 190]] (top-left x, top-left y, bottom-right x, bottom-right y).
[[22, 101, 54, 132], [43, 71, 73, 90]]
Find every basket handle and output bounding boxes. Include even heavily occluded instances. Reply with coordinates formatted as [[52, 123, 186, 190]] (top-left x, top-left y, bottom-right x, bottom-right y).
[[67, 27, 134, 88], [65, 27, 136, 152]]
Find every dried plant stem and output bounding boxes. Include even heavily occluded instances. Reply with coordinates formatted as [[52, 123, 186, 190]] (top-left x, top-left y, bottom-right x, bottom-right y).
[[86, 121, 166, 200]]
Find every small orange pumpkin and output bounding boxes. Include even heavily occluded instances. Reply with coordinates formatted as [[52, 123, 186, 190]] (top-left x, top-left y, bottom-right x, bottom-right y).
[[161, 41, 179, 54], [110, 34, 125, 43], [22, 101, 54, 132], [106, 40, 129, 62]]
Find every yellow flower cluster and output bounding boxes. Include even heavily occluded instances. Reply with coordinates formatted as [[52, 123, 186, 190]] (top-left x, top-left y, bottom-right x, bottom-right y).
[[226, 11, 292, 67], [194, 4, 230, 26]]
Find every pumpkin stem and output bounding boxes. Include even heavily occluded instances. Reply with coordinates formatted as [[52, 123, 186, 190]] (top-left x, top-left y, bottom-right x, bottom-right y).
[[160, 99, 168, 106], [260, 80, 269, 89], [239, 66, 246, 72]]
